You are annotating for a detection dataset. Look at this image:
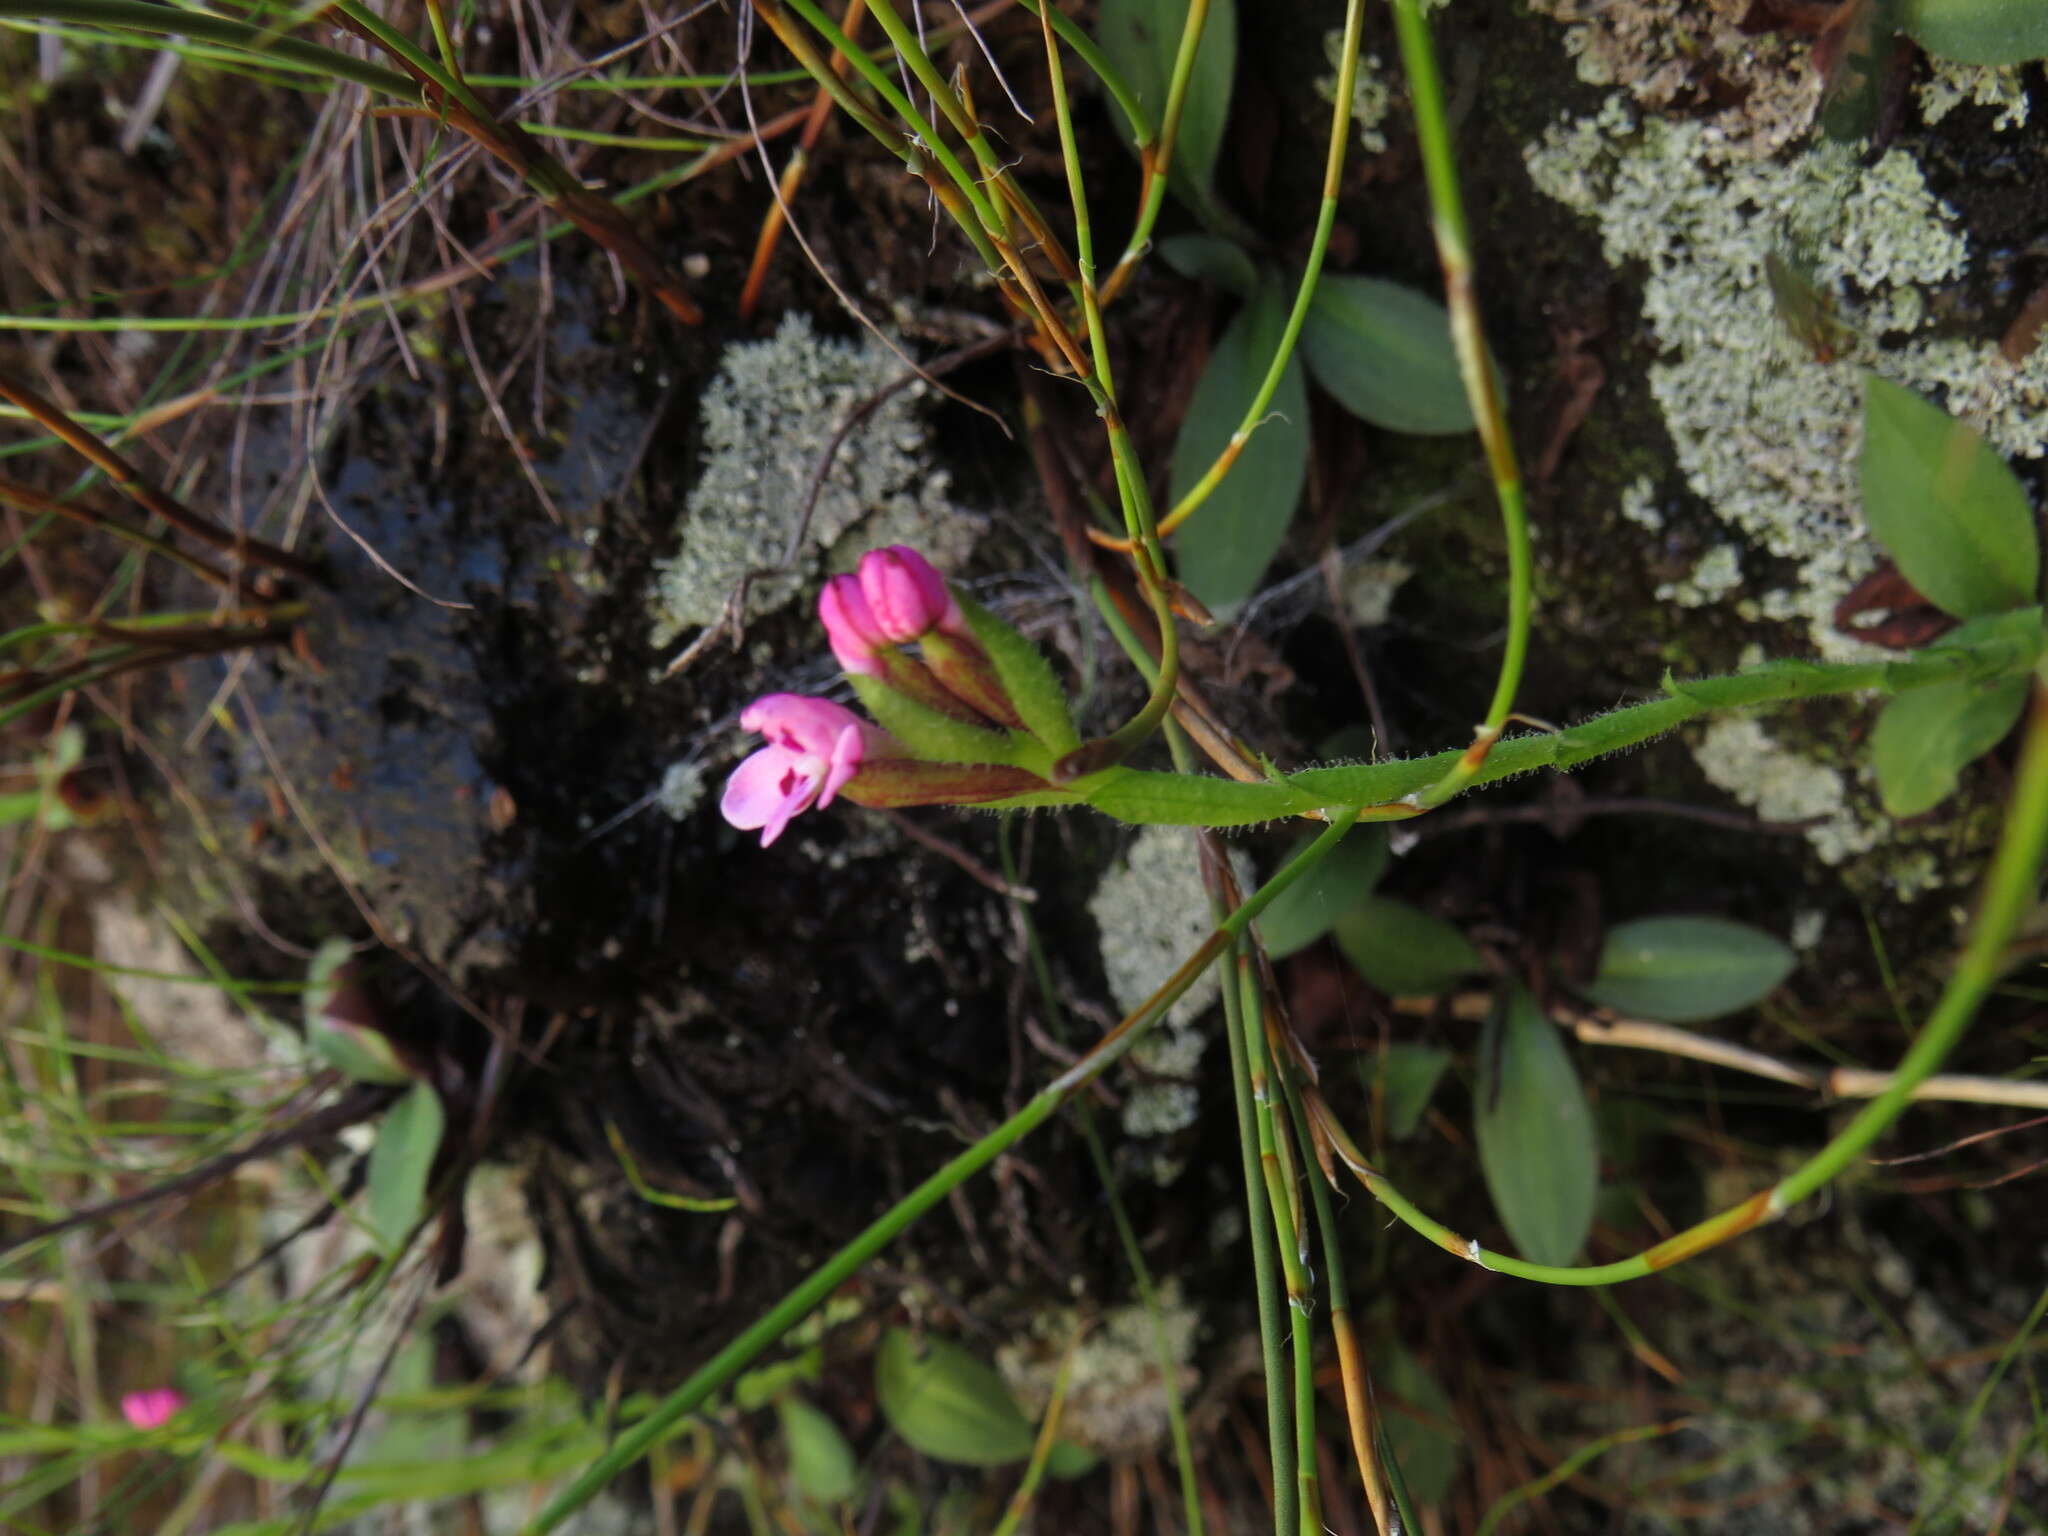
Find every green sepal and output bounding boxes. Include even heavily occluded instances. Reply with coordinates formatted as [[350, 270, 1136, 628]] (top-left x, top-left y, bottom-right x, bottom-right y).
[[849, 674, 1040, 770], [956, 595, 1081, 755]]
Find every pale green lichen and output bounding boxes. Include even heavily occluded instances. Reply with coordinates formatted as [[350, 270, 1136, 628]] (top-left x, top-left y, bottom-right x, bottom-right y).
[[1530, 0, 1820, 162], [647, 314, 974, 647], [1691, 715, 1886, 866], [1089, 826, 1250, 1145], [1618, 473, 1666, 533], [1520, 100, 2033, 659], [1343, 556, 1413, 627], [1917, 59, 2032, 131], [997, 1280, 1199, 1458], [655, 759, 705, 821], [1317, 33, 1396, 155], [1657, 544, 1743, 609]]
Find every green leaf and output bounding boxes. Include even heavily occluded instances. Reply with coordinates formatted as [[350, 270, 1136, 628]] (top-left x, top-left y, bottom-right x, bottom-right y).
[[1860, 373, 2039, 618], [848, 674, 1033, 768], [1045, 1440, 1099, 1480], [303, 937, 412, 1085], [1368, 1042, 1452, 1140], [777, 1396, 859, 1505], [365, 1081, 444, 1255], [1906, 0, 2048, 62], [957, 596, 1080, 755], [1077, 767, 1325, 827], [1872, 673, 2029, 817], [1334, 896, 1483, 996], [874, 1329, 1033, 1467], [1256, 824, 1388, 958], [1581, 916, 1795, 1024], [1378, 1343, 1461, 1505], [1475, 988, 1597, 1267], [1300, 274, 1474, 435], [1159, 233, 1257, 297], [1096, 0, 1241, 231], [1169, 275, 1310, 610]]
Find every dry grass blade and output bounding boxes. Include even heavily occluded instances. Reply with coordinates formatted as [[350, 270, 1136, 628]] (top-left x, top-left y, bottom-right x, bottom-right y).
[[328, 9, 704, 324]]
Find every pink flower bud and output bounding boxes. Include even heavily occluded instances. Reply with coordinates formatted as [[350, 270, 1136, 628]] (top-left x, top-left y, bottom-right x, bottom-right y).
[[722, 695, 898, 847], [857, 546, 962, 643], [121, 1389, 184, 1430], [817, 576, 887, 677]]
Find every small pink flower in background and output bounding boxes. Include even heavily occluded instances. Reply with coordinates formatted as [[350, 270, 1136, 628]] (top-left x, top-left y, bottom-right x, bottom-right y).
[[722, 695, 893, 847], [121, 1388, 183, 1430], [817, 575, 887, 676], [858, 546, 962, 643]]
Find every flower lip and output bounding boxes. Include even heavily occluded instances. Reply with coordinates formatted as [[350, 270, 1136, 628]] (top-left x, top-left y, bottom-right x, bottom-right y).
[[724, 695, 896, 846]]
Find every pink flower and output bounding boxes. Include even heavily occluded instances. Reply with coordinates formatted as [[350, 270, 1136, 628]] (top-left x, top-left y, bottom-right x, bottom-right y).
[[721, 695, 891, 847], [857, 546, 962, 643], [817, 575, 887, 676], [121, 1388, 184, 1430]]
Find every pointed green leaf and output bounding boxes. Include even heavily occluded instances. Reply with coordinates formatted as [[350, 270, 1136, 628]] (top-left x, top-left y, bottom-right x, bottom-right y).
[[1096, 0, 1242, 231], [1159, 233, 1257, 297], [874, 1330, 1033, 1467], [1872, 673, 2029, 817], [1256, 824, 1388, 958], [1906, 0, 2048, 63], [365, 1081, 444, 1255], [848, 674, 1034, 768], [1369, 1042, 1453, 1140], [1301, 274, 1474, 435], [778, 1396, 859, 1505], [1334, 896, 1483, 996], [1046, 1440, 1099, 1480], [1475, 988, 1597, 1267], [1169, 275, 1310, 610], [1581, 916, 1795, 1023], [1860, 373, 2039, 618], [1378, 1343, 1461, 1505], [957, 596, 1080, 755]]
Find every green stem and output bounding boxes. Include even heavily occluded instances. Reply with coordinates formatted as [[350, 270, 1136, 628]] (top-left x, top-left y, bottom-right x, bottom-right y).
[[774, 0, 1006, 254], [1011, 625, 2047, 826], [1315, 676, 2048, 1286], [1219, 915, 1297, 1536], [1239, 958, 1320, 1536], [1386, 0, 1532, 809], [1010, 0, 1152, 151], [0, 0, 414, 94], [1156, 0, 1366, 541], [998, 822, 1203, 1536], [527, 814, 1361, 1533]]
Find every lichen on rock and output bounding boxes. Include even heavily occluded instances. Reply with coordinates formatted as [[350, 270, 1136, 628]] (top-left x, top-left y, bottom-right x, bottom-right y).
[[1691, 715, 1885, 867], [647, 313, 976, 648], [1089, 826, 1251, 1147], [997, 1280, 1199, 1459], [1519, 92, 2048, 658]]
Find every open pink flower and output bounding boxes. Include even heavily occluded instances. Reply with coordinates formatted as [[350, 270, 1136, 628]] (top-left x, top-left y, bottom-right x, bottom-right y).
[[121, 1388, 184, 1430], [858, 546, 962, 643], [817, 575, 887, 676], [722, 695, 892, 847]]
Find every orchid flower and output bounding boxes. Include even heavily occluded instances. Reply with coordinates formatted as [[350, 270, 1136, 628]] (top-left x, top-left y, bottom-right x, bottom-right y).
[[721, 695, 893, 847], [121, 1388, 184, 1430]]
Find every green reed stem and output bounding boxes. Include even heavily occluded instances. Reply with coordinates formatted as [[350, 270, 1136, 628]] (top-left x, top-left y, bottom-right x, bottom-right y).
[[1239, 958, 1321, 1536], [1, 0, 413, 94], [1385, 0, 1532, 808], [1156, 0, 1365, 541], [1218, 910, 1297, 1536], [528, 813, 1362, 1533]]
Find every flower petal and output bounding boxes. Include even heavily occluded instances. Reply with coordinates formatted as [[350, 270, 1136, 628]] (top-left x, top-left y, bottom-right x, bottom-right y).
[[818, 723, 867, 807], [721, 746, 815, 840]]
